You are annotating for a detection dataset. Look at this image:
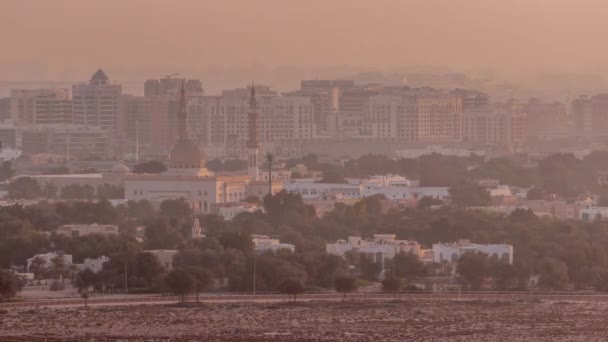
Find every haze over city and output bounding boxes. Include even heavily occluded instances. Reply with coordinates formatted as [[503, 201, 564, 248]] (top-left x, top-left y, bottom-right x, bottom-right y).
[[5, 1, 608, 341], [4, 0, 608, 93]]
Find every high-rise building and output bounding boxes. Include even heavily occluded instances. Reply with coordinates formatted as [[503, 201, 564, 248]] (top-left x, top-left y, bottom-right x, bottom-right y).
[[10, 88, 70, 125], [189, 84, 314, 159], [0, 97, 11, 122], [406, 74, 468, 89], [462, 105, 511, 148], [571, 94, 608, 138], [144, 77, 203, 98], [522, 99, 568, 140], [20, 124, 112, 159], [120, 95, 153, 159], [72, 69, 122, 147], [32, 96, 73, 125]]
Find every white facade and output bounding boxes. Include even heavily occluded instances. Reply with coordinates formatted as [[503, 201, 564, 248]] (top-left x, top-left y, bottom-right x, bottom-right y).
[[327, 234, 421, 263], [362, 184, 449, 200], [432, 240, 513, 264], [125, 174, 252, 214], [284, 177, 449, 201], [144, 250, 179, 270], [26, 252, 73, 272], [252, 235, 295, 253], [212, 202, 258, 221], [580, 207, 608, 222], [283, 179, 361, 199], [56, 224, 119, 238], [488, 185, 513, 197], [76, 256, 109, 273]]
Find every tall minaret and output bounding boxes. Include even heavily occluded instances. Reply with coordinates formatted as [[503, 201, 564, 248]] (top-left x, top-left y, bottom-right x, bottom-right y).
[[177, 83, 188, 140], [247, 82, 260, 180]]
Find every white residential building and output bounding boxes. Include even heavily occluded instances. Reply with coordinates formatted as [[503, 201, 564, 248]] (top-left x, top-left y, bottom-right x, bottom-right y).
[[283, 179, 362, 199], [56, 224, 119, 238], [580, 207, 608, 222], [326, 234, 421, 263], [76, 256, 109, 273], [26, 252, 73, 272], [284, 177, 449, 201], [144, 250, 179, 270], [252, 235, 295, 253], [211, 202, 258, 221], [488, 185, 513, 197], [432, 239, 513, 264]]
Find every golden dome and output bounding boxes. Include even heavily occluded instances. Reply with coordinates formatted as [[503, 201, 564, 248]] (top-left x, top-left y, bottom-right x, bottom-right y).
[[170, 138, 205, 169]]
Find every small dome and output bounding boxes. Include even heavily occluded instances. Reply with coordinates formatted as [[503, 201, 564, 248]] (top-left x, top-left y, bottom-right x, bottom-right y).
[[170, 138, 205, 169], [111, 163, 130, 173]]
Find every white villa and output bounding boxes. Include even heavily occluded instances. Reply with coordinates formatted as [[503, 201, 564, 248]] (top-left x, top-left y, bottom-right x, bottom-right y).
[[252, 235, 295, 253], [326, 234, 421, 263], [432, 239, 513, 264]]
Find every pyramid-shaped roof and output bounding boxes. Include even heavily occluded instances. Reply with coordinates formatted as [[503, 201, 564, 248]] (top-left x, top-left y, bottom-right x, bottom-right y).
[[90, 68, 109, 82]]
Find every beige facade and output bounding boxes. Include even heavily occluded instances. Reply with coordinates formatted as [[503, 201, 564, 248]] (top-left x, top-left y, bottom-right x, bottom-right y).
[[56, 224, 119, 238]]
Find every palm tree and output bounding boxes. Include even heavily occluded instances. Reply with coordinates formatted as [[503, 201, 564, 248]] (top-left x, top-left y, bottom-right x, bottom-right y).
[[265, 153, 274, 196]]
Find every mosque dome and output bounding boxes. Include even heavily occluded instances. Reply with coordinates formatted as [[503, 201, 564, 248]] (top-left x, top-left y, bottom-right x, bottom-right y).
[[170, 138, 205, 169], [111, 162, 130, 173]]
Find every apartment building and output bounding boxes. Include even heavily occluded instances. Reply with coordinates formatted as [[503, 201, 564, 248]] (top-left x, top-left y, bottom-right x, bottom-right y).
[[72, 69, 122, 140], [10, 88, 70, 125]]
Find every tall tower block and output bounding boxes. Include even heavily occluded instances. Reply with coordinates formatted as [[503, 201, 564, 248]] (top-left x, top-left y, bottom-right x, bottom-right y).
[[247, 83, 260, 180]]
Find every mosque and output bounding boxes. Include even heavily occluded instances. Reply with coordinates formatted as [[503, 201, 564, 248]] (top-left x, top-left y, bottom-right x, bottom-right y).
[[124, 84, 282, 213]]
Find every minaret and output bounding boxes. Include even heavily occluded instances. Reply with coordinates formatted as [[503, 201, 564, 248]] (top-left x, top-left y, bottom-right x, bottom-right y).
[[177, 83, 188, 140], [247, 82, 260, 180]]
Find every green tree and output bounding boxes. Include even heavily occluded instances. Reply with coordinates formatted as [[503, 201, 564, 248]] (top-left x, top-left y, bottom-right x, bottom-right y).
[[381, 277, 403, 293], [165, 268, 193, 303], [136, 252, 166, 284], [132, 160, 167, 174], [538, 258, 569, 290], [188, 267, 214, 302], [334, 275, 357, 301], [29, 256, 47, 281], [0, 270, 24, 301], [392, 252, 427, 281], [449, 182, 491, 206], [8, 177, 42, 199], [48, 255, 67, 283], [526, 186, 545, 200], [97, 184, 125, 199], [359, 254, 382, 281], [74, 268, 98, 307], [318, 167, 347, 184], [278, 277, 305, 303], [456, 252, 489, 290], [43, 182, 59, 199]]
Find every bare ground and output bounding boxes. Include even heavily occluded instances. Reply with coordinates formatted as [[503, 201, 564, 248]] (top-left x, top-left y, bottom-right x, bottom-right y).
[[2, 299, 608, 341]]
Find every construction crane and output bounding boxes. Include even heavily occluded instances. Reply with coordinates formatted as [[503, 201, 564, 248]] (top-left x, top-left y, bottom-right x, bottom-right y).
[[164, 73, 180, 79]]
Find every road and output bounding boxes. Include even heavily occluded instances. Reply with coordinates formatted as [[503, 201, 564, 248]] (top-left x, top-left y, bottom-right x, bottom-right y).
[[3, 291, 608, 309]]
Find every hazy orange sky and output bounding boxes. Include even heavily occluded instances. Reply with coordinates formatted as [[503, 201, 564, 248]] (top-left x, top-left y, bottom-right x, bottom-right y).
[[2, 0, 608, 87]]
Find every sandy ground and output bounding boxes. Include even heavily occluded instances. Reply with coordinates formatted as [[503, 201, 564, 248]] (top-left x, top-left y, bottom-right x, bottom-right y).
[[2, 298, 608, 341]]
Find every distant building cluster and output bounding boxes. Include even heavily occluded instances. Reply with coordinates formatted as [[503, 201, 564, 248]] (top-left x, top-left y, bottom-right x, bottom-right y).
[[327, 235, 514, 271], [0, 69, 597, 162]]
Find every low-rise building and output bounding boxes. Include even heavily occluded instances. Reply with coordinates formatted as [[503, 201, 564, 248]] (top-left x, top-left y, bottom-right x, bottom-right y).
[[56, 224, 119, 238], [211, 202, 258, 221], [26, 252, 72, 272], [580, 207, 608, 222], [252, 235, 295, 253], [432, 239, 513, 264], [488, 185, 513, 197], [76, 256, 109, 273], [144, 250, 179, 270], [326, 234, 421, 264]]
